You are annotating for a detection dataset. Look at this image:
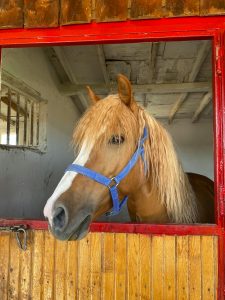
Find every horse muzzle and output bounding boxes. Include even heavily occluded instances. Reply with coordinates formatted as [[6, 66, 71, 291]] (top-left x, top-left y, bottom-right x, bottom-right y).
[[49, 204, 92, 241]]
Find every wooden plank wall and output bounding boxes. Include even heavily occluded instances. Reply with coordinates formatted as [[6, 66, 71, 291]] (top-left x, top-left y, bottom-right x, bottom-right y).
[[0, 231, 218, 300], [0, 0, 225, 29]]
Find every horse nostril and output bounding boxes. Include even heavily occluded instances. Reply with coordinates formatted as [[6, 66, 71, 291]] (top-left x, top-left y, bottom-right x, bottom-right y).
[[53, 207, 67, 230]]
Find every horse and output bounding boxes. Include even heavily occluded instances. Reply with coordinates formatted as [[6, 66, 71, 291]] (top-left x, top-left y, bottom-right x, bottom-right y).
[[43, 74, 214, 241]]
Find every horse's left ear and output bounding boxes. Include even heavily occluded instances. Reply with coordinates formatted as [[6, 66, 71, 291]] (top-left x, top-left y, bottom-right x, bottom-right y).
[[86, 86, 101, 104], [117, 74, 133, 107]]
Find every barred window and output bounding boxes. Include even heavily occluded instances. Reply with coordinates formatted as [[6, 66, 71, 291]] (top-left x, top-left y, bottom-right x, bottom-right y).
[[0, 72, 47, 152]]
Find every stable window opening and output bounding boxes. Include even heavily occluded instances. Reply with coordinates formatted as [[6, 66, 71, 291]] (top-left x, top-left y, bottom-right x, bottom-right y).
[[0, 39, 214, 226], [0, 70, 47, 151]]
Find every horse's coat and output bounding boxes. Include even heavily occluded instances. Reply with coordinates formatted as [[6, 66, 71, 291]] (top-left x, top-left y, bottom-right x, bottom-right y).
[[44, 74, 214, 240]]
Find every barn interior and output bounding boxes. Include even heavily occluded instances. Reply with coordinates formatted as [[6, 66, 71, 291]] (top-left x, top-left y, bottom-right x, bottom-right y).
[[0, 40, 213, 222]]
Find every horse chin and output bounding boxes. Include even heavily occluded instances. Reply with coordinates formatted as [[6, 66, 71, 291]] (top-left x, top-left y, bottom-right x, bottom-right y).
[[68, 215, 92, 241]]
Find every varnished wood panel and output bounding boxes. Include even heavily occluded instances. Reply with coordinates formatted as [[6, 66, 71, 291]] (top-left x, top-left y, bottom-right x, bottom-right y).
[[166, 0, 200, 16], [95, 0, 128, 22], [130, 0, 164, 19], [114, 233, 127, 299], [200, 0, 225, 15], [0, 0, 23, 28], [0, 231, 218, 299], [24, 0, 59, 28], [189, 236, 201, 300], [0, 232, 10, 300], [60, 0, 92, 25], [90, 233, 101, 300]]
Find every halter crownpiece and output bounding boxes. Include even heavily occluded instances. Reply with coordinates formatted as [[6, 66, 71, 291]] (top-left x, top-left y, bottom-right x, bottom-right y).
[[65, 127, 148, 216]]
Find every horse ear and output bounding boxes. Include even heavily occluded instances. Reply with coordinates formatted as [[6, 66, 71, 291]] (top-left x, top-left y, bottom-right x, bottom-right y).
[[86, 86, 101, 104], [117, 74, 133, 106]]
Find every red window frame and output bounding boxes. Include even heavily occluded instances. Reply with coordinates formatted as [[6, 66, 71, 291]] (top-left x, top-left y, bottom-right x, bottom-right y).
[[0, 16, 225, 297]]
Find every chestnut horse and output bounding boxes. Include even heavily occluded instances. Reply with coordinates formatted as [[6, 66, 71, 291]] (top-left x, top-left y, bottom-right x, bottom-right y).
[[44, 74, 214, 240]]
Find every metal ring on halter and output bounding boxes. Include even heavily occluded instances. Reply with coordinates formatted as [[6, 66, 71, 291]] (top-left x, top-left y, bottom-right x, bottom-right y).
[[107, 177, 119, 189]]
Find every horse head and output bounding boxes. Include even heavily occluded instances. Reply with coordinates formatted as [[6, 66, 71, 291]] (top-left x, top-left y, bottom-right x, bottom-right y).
[[44, 74, 148, 240]]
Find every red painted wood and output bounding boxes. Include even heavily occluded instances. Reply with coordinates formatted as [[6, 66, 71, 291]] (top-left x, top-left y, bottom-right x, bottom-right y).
[[0, 16, 222, 47], [0, 219, 222, 235], [216, 28, 225, 300]]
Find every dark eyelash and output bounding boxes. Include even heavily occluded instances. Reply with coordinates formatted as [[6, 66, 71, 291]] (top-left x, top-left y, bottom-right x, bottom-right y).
[[109, 135, 125, 145]]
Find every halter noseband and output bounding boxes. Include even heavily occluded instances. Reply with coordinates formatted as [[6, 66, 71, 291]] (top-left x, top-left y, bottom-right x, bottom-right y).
[[65, 127, 148, 216]]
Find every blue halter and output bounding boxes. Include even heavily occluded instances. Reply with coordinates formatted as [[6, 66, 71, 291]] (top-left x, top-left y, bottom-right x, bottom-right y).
[[65, 127, 148, 216]]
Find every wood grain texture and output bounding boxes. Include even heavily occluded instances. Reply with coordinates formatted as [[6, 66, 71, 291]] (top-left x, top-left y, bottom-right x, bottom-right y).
[[164, 236, 176, 300], [166, 0, 200, 16], [42, 232, 55, 300], [54, 239, 67, 299], [201, 236, 216, 300], [90, 233, 101, 300], [0, 232, 10, 300], [30, 230, 44, 299], [189, 236, 201, 300], [24, 0, 59, 28], [77, 235, 91, 299], [152, 236, 164, 300], [102, 233, 115, 299], [176, 236, 189, 300], [130, 0, 164, 19], [0, 231, 219, 299], [95, 0, 128, 22], [114, 233, 127, 300], [60, 0, 92, 25], [200, 0, 225, 15], [8, 233, 20, 300], [139, 235, 151, 300], [19, 231, 32, 300], [0, 0, 23, 28], [127, 234, 140, 300], [66, 240, 78, 300]]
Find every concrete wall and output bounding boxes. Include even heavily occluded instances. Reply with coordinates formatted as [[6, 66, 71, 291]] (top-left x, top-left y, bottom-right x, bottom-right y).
[[0, 47, 80, 219]]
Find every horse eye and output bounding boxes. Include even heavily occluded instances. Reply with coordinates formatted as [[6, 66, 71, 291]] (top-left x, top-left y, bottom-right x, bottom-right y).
[[109, 135, 125, 145]]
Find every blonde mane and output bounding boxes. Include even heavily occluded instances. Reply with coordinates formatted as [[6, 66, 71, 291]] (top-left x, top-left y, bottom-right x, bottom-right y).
[[73, 95, 198, 223], [137, 106, 198, 223]]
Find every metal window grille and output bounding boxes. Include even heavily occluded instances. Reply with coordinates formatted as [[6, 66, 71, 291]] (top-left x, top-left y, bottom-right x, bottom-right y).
[[0, 83, 45, 150]]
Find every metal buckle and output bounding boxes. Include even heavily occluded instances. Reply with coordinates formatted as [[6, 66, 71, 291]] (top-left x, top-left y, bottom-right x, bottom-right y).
[[107, 177, 119, 189]]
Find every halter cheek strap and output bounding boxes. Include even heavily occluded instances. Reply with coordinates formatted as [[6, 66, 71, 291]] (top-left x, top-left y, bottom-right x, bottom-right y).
[[65, 127, 148, 216]]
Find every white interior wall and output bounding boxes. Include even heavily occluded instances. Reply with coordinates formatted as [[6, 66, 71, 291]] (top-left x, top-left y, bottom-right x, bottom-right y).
[[163, 118, 213, 180], [0, 48, 80, 219]]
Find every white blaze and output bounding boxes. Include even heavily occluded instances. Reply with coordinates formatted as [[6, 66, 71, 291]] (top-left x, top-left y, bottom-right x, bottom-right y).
[[43, 142, 92, 224]]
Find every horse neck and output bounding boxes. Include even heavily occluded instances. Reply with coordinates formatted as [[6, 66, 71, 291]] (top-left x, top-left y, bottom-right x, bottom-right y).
[[127, 178, 170, 223]]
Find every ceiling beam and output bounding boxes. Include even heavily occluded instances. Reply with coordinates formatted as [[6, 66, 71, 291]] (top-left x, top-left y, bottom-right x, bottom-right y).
[[44, 47, 86, 114], [59, 81, 211, 97], [97, 45, 110, 89], [192, 92, 212, 123], [53, 47, 89, 109], [149, 42, 159, 83], [168, 41, 210, 123]]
